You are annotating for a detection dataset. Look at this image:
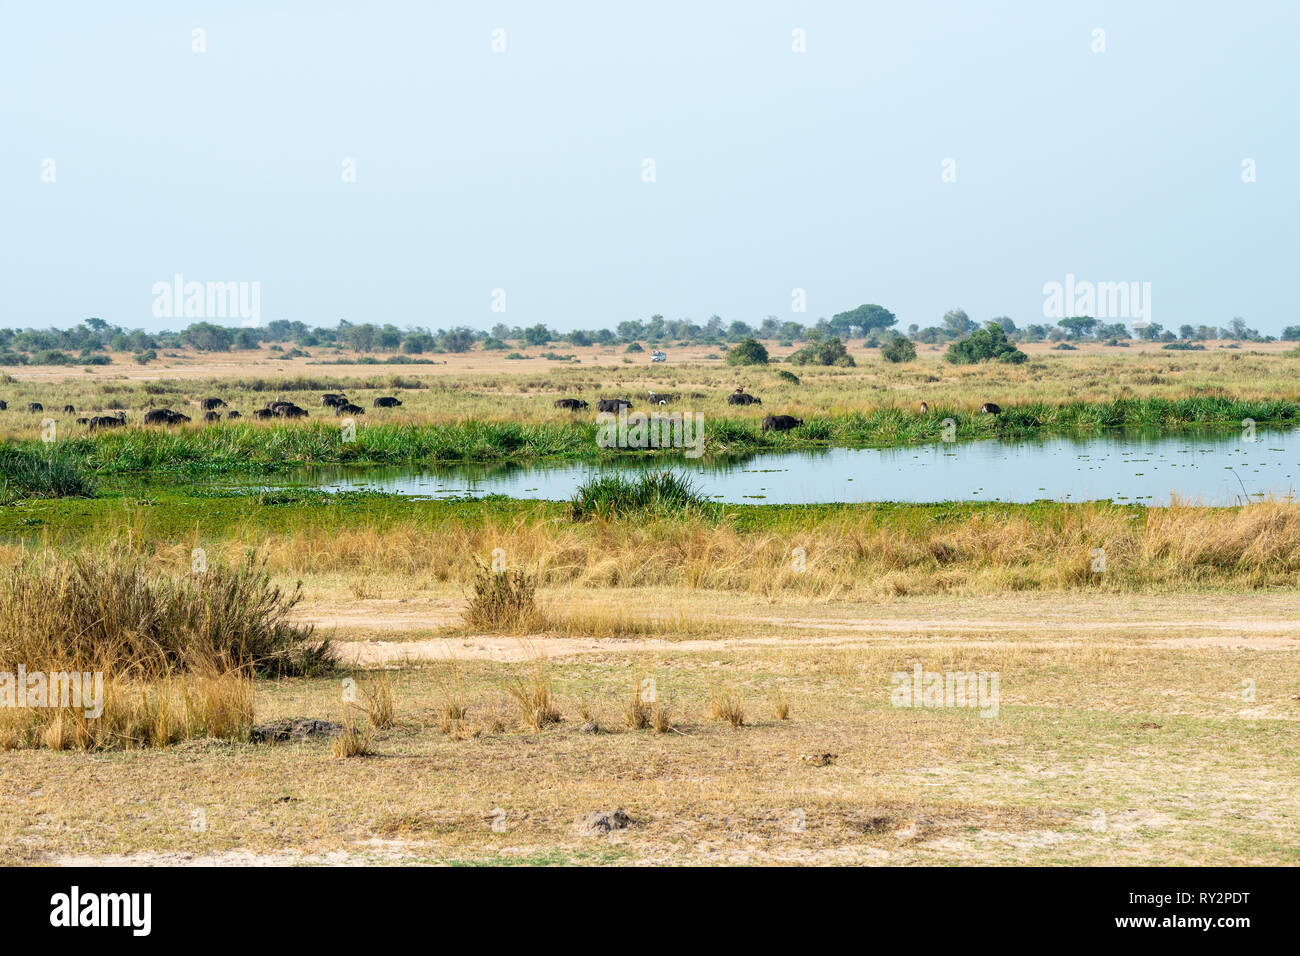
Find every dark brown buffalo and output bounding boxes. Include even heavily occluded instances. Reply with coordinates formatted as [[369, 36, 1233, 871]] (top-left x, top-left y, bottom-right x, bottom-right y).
[[554, 398, 589, 411], [75, 417, 90, 425], [762, 414, 803, 432], [596, 398, 632, 413], [144, 409, 190, 425], [226, 410, 241, 420], [0, 400, 7, 410], [335, 403, 365, 416], [373, 396, 402, 408], [727, 391, 761, 406], [203, 411, 222, 422], [275, 404, 308, 419], [62, 405, 76, 414], [200, 398, 227, 411], [646, 392, 680, 405], [253, 408, 275, 420], [322, 394, 348, 408], [89, 415, 126, 431], [28, 402, 43, 413], [979, 402, 1002, 415]]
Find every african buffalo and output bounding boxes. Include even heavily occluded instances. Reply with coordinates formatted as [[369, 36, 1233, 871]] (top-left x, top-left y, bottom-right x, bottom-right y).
[[762, 414, 803, 433], [596, 398, 632, 413], [727, 391, 761, 406], [979, 402, 1002, 415], [75, 417, 89, 425], [0, 400, 7, 410], [144, 409, 190, 426], [253, 408, 275, 420], [322, 394, 348, 408], [62, 405, 76, 414], [203, 411, 222, 422], [89, 415, 126, 431], [200, 398, 227, 411], [28, 403, 43, 413], [554, 398, 589, 411], [275, 404, 308, 419], [373, 396, 402, 408], [226, 410, 241, 420], [335, 403, 364, 416], [646, 392, 680, 405]]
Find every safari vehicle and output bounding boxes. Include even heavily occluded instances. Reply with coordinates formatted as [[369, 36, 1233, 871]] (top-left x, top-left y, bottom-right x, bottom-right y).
[[651, 349, 667, 362]]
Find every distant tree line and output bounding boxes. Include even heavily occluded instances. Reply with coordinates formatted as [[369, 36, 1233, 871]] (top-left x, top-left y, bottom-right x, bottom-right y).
[[0, 306, 1286, 366]]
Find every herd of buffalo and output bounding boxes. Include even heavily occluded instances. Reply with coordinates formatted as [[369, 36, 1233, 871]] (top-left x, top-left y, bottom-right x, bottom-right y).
[[3, 388, 1003, 435], [4, 394, 405, 430], [554, 388, 1003, 432]]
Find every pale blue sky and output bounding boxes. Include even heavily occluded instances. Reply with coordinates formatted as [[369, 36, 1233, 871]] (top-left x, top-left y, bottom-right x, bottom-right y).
[[1, 1, 1296, 334]]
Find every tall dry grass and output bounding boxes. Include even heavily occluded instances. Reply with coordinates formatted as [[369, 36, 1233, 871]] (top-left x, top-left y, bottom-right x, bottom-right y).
[[0, 548, 330, 750], [127, 499, 1300, 598]]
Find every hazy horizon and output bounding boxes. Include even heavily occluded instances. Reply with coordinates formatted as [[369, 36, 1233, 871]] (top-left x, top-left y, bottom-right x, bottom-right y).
[[2, 1, 1296, 335]]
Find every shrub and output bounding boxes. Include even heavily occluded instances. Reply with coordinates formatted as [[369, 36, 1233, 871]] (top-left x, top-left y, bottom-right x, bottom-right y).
[[625, 342, 645, 353], [0, 549, 332, 678], [945, 323, 1028, 365], [789, 337, 855, 367], [880, 335, 917, 363], [463, 560, 544, 631], [726, 338, 769, 366]]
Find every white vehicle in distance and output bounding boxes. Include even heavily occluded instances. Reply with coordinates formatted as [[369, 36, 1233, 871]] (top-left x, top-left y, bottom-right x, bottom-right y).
[[651, 349, 667, 362]]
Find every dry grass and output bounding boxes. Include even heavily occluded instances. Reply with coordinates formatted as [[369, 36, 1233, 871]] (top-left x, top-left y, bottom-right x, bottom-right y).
[[775, 696, 791, 720], [0, 671, 253, 751], [709, 688, 746, 728], [360, 673, 395, 730], [504, 664, 562, 731], [86, 499, 1300, 603], [462, 561, 546, 632], [331, 716, 372, 758]]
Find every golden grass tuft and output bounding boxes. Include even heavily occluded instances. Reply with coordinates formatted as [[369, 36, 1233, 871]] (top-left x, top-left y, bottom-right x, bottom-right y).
[[504, 665, 562, 731], [331, 715, 372, 758], [709, 689, 746, 728]]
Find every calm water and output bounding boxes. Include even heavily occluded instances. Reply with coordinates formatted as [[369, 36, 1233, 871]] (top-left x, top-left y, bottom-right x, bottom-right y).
[[249, 428, 1300, 505]]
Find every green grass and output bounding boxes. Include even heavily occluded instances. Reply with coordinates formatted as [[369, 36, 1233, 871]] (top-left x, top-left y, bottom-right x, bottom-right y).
[[570, 471, 712, 520], [0, 444, 96, 503], [2, 396, 1294, 478]]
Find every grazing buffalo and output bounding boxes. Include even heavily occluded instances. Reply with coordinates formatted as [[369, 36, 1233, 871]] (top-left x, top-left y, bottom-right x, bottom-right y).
[[373, 396, 402, 408], [0, 400, 7, 410], [28, 402, 43, 413], [89, 415, 126, 431], [727, 391, 761, 406], [267, 401, 295, 412], [646, 392, 680, 405], [62, 405, 76, 414], [275, 404, 308, 419], [200, 398, 227, 411], [335, 403, 364, 416], [203, 411, 222, 422], [226, 410, 241, 420], [919, 401, 929, 414], [321, 394, 348, 408], [979, 402, 1002, 415], [75, 417, 90, 426], [762, 414, 803, 433], [253, 408, 275, 420], [596, 398, 632, 413], [554, 398, 589, 411], [144, 409, 190, 426]]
